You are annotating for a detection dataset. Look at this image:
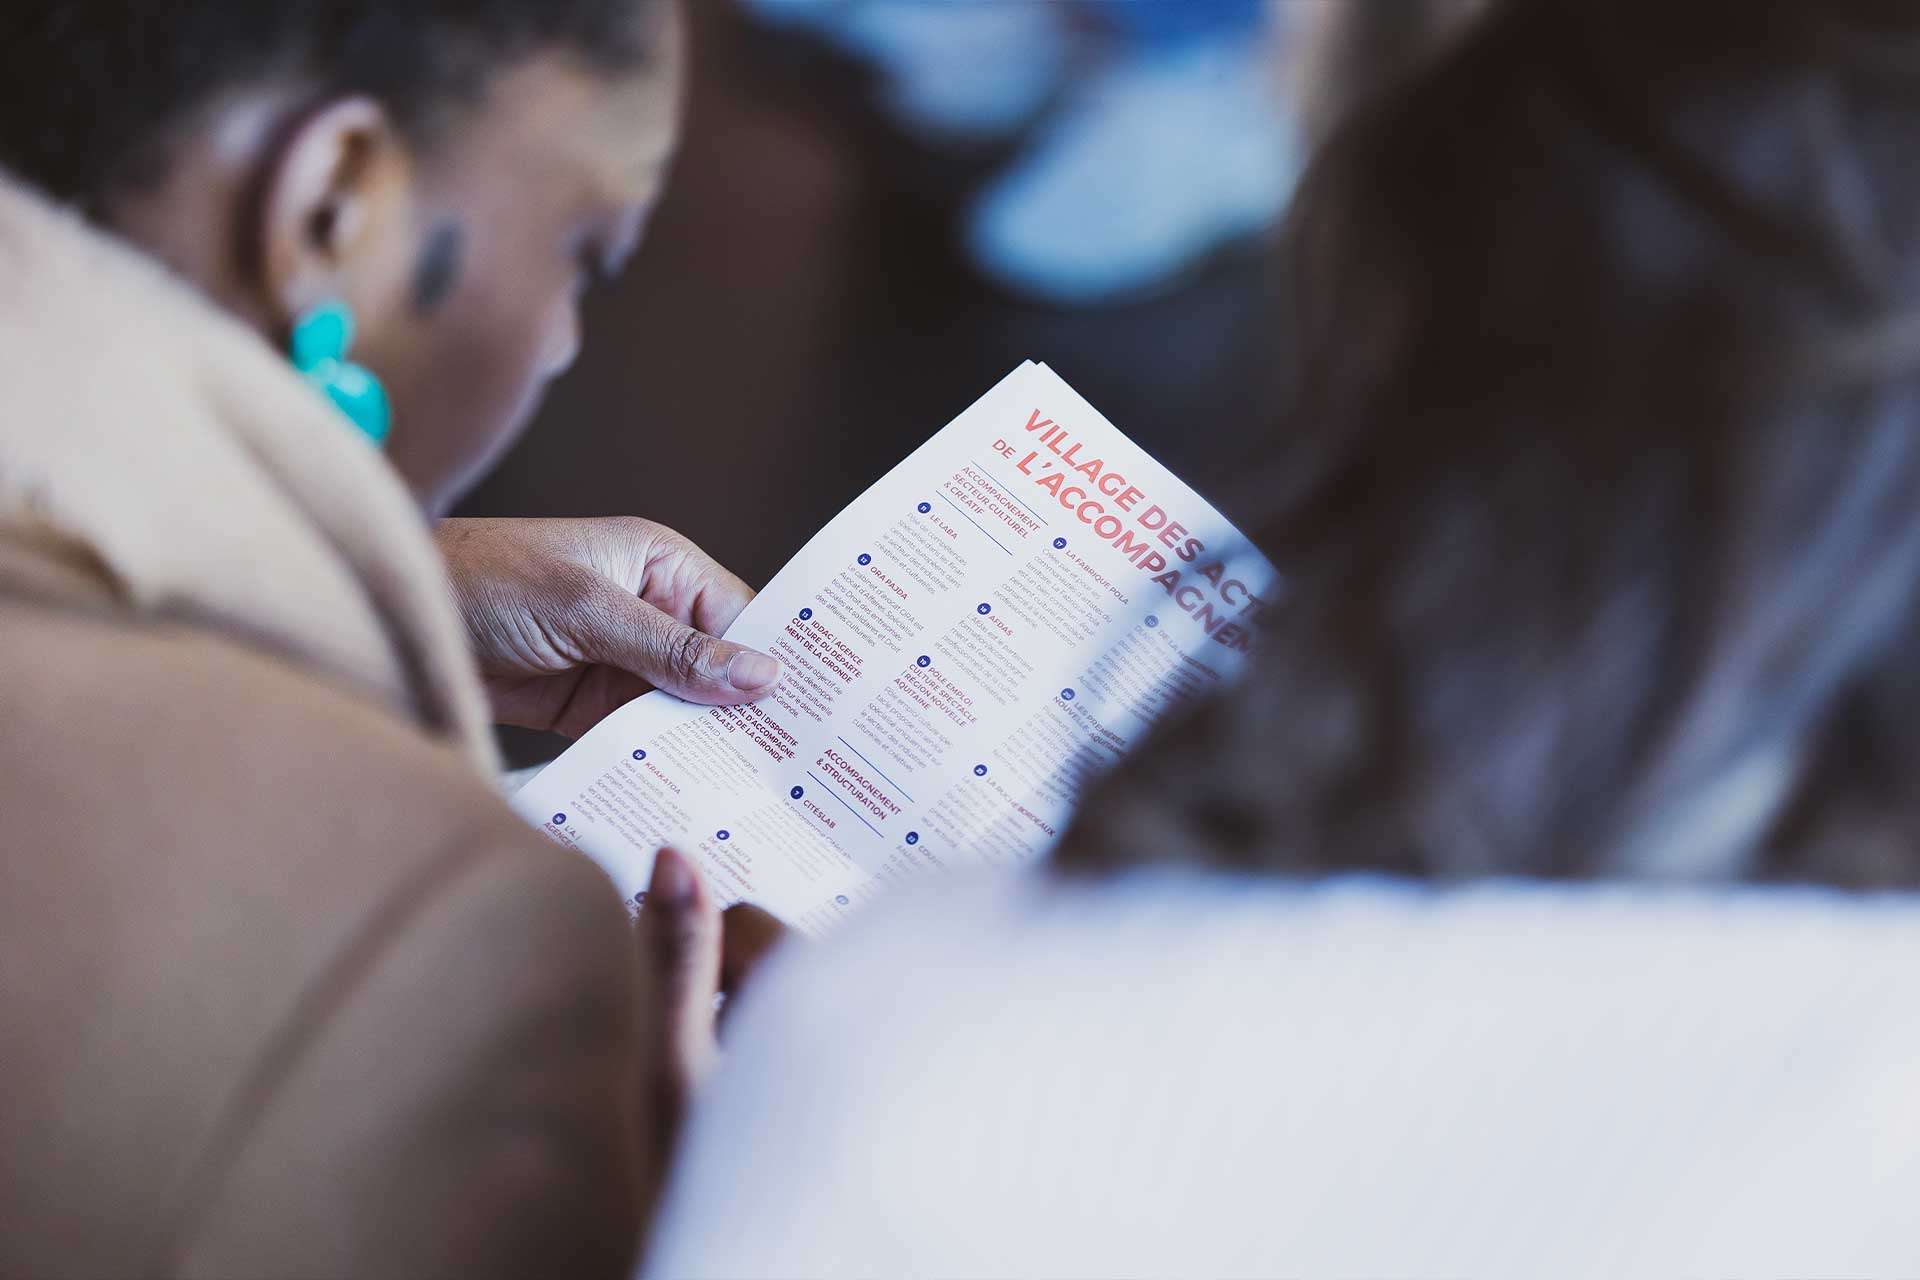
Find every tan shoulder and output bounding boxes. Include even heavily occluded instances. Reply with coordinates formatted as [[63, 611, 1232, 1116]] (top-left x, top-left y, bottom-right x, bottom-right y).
[[0, 598, 626, 985], [0, 604, 642, 1278], [0, 600, 525, 864]]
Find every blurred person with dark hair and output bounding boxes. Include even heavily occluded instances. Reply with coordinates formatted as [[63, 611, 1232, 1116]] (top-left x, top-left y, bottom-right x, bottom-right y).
[[0, 2, 775, 1275], [1292, 0, 1491, 146], [1058, 0, 1920, 887], [646, 2, 1920, 1274]]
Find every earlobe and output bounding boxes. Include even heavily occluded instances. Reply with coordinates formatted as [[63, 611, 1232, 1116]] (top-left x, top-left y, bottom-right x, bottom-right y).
[[251, 96, 416, 338]]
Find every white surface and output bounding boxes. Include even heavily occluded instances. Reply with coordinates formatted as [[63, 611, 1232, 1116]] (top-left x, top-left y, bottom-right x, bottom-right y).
[[651, 873, 1920, 1278]]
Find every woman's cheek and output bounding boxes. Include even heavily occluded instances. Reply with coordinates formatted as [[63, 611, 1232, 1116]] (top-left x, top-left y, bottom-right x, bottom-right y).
[[484, 299, 577, 450], [410, 319, 553, 509], [543, 292, 584, 381]]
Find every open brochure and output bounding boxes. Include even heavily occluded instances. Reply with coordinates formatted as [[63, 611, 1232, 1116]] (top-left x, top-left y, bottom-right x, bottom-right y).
[[513, 361, 1277, 934]]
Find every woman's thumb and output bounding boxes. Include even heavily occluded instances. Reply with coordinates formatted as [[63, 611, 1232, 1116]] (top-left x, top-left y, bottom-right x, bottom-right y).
[[574, 585, 781, 705]]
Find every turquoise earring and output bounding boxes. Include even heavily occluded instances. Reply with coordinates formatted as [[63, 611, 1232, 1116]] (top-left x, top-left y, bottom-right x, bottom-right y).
[[290, 301, 392, 447]]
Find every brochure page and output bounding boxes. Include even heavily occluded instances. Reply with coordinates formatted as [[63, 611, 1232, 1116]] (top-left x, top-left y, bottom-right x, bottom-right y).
[[513, 361, 1278, 934]]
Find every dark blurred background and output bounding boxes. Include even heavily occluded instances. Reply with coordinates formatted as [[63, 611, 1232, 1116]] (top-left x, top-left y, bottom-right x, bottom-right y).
[[461, 0, 1470, 763]]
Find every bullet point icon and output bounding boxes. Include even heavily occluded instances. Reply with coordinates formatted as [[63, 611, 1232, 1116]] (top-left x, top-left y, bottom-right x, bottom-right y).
[[631, 749, 647, 761], [1145, 615, 1160, 628], [1053, 537, 1067, 550], [791, 786, 805, 799], [1061, 688, 1076, 701], [858, 553, 872, 566], [836, 894, 851, 906], [716, 830, 731, 842], [551, 813, 567, 826], [917, 655, 932, 667], [918, 502, 932, 513], [906, 831, 921, 845], [977, 603, 992, 615], [974, 764, 989, 777], [799, 608, 814, 621]]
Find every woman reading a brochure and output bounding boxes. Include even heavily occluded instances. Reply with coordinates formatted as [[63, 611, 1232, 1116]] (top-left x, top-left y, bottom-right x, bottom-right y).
[[10, 0, 1920, 1276], [0, 2, 774, 1275]]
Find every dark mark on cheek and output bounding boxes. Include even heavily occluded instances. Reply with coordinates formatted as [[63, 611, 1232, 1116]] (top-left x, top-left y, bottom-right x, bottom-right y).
[[411, 219, 466, 314]]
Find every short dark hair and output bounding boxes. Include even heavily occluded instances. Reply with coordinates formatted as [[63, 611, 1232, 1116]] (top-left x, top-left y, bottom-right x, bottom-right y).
[[1056, 0, 1920, 888], [0, 1, 659, 207]]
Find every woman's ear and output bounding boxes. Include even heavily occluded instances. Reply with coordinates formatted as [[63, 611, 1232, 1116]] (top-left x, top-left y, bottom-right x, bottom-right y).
[[253, 97, 417, 334]]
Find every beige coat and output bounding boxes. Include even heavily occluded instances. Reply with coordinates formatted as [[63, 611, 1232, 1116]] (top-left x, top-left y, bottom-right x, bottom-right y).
[[0, 179, 648, 1277]]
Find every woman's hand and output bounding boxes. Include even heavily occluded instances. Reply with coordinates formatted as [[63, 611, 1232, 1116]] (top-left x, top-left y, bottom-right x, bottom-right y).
[[436, 517, 781, 738], [632, 850, 792, 1250]]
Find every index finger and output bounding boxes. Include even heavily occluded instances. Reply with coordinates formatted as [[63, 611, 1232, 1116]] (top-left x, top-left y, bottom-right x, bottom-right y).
[[720, 902, 792, 996]]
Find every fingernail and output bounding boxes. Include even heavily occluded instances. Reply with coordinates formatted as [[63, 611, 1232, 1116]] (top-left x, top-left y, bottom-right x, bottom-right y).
[[727, 651, 782, 692], [652, 849, 697, 907]]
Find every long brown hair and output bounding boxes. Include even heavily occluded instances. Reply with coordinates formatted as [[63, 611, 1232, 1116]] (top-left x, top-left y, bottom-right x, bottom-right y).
[[1058, 0, 1920, 886]]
